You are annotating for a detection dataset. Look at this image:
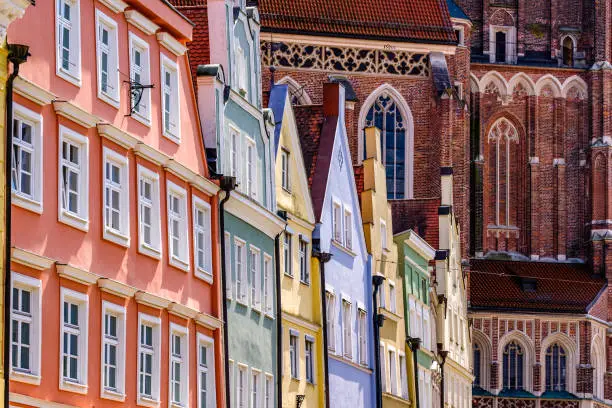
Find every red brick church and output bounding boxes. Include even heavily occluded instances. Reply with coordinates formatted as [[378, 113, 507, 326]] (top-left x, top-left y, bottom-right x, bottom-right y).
[[255, 0, 611, 406]]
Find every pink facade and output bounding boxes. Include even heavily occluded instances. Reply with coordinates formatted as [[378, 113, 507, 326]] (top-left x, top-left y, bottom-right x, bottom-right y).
[[7, 0, 224, 407]]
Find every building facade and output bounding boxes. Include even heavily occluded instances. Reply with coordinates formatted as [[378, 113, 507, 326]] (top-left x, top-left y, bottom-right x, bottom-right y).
[[296, 83, 375, 408], [6, 1, 224, 407]]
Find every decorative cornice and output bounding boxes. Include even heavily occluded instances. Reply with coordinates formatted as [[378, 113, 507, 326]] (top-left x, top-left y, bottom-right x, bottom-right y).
[[98, 0, 128, 13], [0, 0, 30, 43], [168, 302, 199, 320], [124, 9, 159, 35], [225, 193, 286, 238], [11, 247, 55, 271], [403, 229, 436, 261], [56, 263, 100, 285], [135, 291, 173, 309], [14, 77, 55, 105], [97, 123, 139, 150], [281, 312, 321, 333], [190, 174, 220, 196], [53, 101, 101, 128], [10, 393, 79, 408], [196, 313, 223, 330], [156, 32, 187, 56], [134, 142, 169, 166], [164, 159, 194, 182], [98, 278, 138, 298]]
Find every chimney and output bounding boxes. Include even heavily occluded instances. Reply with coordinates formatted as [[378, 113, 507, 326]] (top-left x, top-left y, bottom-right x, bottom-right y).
[[441, 166, 453, 207], [323, 82, 345, 117]]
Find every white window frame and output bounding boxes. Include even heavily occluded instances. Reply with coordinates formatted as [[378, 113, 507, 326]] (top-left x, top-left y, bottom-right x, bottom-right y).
[[228, 125, 240, 182], [197, 333, 216, 408], [56, 0, 82, 86], [59, 288, 89, 394], [357, 307, 367, 366], [264, 373, 273, 408], [299, 237, 309, 285], [193, 195, 213, 282], [388, 346, 398, 396], [378, 282, 386, 310], [388, 281, 396, 314], [167, 181, 189, 271], [10, 272, 42, 385], [326, 290, 336, 352], [244, 137, 257, 200], [305, 335, 315, 384], [137, 313, 161, 406], [169, 323, 189, 407], [95, 10, 120, 107], [343, 208, 353, 250], [234, 43, 248, 97], [263, 253, 274, 317], [342, 298, 352, 360], [237, 363, 248, 408], [380, 342, 387, 392], [225, 232, 233, 300], [332, 200, 342, 243], [58, 125, 89, 231], [489, 25, 517, 64], [380, 219, 388, 251], [100, 301, 127, 401], [11, 104, 43, 213], [229, 360, 235, 407], [137, 165, 162, 259], [289, 329, 299, 379], [102, 147, 130, 247], [399, 353, 408, 399], [160, 54, 180, 142], [234, 237, 248, 305], [280, 148, 290, 191], [283, 232, 292, 277], [129, 32, 152, 125], [250, 368, 261, 408], [453, 25, 465, 46], [249, 245, 261, 310]]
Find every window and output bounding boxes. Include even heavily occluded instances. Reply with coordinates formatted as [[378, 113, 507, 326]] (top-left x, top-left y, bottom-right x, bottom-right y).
[[138, 314, 161, 404], [305, 336, 314, 383], [138, 166, 161, 258], [169, 324, 189, 406], [237, 364, 248, 408], [399, 354, 408, 399], [389, 282, 396, 313], [234, 44, 248, 96], [11, 104, 43, 213], [289, 331, 299, 379], [225, 232, 233, 300], [249, 246, 261, 309], [263, 254, 273, 316], [502, 341, 524, 390], [332, 202, 342, 243], [380, 220, 388, 250], [60, 288, 88, 393], [364, 93, 408, 199], [264, 374, 273, 408], [193, 197, 213, 280], [235, 238, 247, 303], [229, 360, 235, 406], [343, 209, 352, 250], [167, 182, 189, 270], [283, 233, 292, 277], [10, 272, 41, 384], [161, 55, 180, 141], [545, 343, 567, 392], [229, 127, 240, 180], [197, 334, 216, 408], [280, 149, 290, 191], [562, 36, 574, 67], [95, 10, 119, 105], [299, 238, 309, 284], [473, 343, 482, 387], [325, 291, 336, 352], [56, 0, 81, 84], [388, 348, 398, 395], [251, 369, 261, 408], [495, 31, 506, 63], [103, 148, 129, 246], [58, 126, 89, 230], [101, 301, 126, 399], [342, 299, 352, 359], [358, 308, 367, 365], [245, 138, 257, 199], [454, 25, 465, 46], [380, 343, 387, 392], [378, 283, 386, 310], [129, 33, 151, 123]]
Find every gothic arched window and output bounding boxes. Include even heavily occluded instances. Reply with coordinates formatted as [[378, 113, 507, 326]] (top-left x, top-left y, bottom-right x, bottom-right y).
[[473, 343, 482, 387], [488, 118, 519, 227], [562, 36, 574, 67], [545, 343, 567, 391], [364, 93, 406, 199], [503, 341, 524, 390]]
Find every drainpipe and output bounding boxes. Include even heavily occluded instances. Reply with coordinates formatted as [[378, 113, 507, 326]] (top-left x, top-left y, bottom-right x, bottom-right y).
[[218, 175, 236, 408], [4, 43, 29, 408], [407, 337, 421, 408], [372, 274, 386, 408], [274, 214, 286, 408], [438, 348, 448, 408], [312, 239, 331, 408]]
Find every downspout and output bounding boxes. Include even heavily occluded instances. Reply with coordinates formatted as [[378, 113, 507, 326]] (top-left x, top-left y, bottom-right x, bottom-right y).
[[438, 348, 448, 408], [407, 337, 421, 408], [218, 175, 236, 408], [274, 220, 285, 408], [372, 274, 385, 408], [4, 44, 29, 408], [312, 239, 331, 408]]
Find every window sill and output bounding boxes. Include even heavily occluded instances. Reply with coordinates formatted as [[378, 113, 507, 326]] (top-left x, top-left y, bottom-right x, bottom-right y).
[[264, 311, 275, 320], [10, 370, 41, 385], [101, 389, 126, 402], [251, 304, 262, 314], [281, 186, 292, 194], [284, 272, 294, 278], [139, 243, 162, 260], [235, 297, 249, 307], [59, 210, 89, 232], [195, 269, 214, 284], [12, 192, 43, 214], [132, 111, 151, 127], [56, 66, 82, 88], [104, 227, 130, 248], [169, 256, 190, 272], [331, 240, 356, 257], [290, 375, 300, 382], [162, 130, 181, 145], [137, 395, 161, 408], [299, 279, 311, 286], [59, 379, 88, 394], [98, 90, 120, 109]]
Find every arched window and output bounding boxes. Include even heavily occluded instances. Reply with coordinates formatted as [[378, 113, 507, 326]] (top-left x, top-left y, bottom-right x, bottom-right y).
[[364, 93, 406, 199], [545, 343, 567, 391], [502, 341, 524, 390], [473, 343, 482, 387], [592, 339, 605, 400], [488, 118, 519, 227], [562, 37, 574, 67]]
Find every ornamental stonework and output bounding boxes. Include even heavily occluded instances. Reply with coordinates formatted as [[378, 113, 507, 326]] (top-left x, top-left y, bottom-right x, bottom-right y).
[[261, 40, 430, 77]]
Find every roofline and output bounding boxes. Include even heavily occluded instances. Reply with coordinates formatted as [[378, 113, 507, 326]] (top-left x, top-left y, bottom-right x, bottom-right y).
[[470, 257, 590, 267], [586, 282, 609, 312], [468, 305, 591, 314], [161, 0, 196, 27]]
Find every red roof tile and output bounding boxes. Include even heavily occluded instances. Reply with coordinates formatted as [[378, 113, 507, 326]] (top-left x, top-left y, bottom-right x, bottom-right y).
[[391, 198, 441, 250], [294, 104, 325, 191], [258, 0, 456, 43], [469, 259, 607, 314]]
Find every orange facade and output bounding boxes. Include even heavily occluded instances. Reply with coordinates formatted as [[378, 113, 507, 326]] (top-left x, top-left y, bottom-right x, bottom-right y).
[[7, 0, 223, 407]]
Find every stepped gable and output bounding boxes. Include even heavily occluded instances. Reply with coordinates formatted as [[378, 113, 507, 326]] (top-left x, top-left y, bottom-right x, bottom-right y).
[[391, 198, 441, 250], [469, 258, 607, 314], [258, 0, 457, 43]]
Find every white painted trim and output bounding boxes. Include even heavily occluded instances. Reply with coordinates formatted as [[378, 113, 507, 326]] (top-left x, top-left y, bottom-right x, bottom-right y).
[[102, 147, 130, 248], [508, 72, 537, 96], [168, 302, 199, 320], [168, 323, 189, 407], [134, 142, 169, 166], [95, 9, 120, 108], [10, 393, 80, 408], [137, 165, 162, 260], [57, 263, 99, 285], [53, 101, 100, 128], [402, 229, 436, 260], [97, 277, 138, 298], [225, 193, 286, 238], [98, 0, 127, 13], [192, 195, 213, 282], [97, 123, 139, 149], [59, 287, 89, 394], [195, 313, 223, 330], [282, 312, 321, 333], [137, 313, 162, 406], [129, 32, 152, 126], [160, 53, 181, 143], [535, 74, 563, 98], [166, 180, 190, 271], [124, 9, 159, 35], [156, 32, 187, 56], [55, 0, 82, 87], [100, 300, 127, 401], [10, 247, 54, 271], [135, 291, 172, 309], [13, 76, 55, 105]]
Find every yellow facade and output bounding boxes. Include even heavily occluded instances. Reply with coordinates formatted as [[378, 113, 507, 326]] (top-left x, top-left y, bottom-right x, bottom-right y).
[[360, 128, 409, 407], [274, 91, 324, 408]]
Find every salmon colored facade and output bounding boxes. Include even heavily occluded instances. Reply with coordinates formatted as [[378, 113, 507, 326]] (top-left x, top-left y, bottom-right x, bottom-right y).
[[6, 1, 224, 407]]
